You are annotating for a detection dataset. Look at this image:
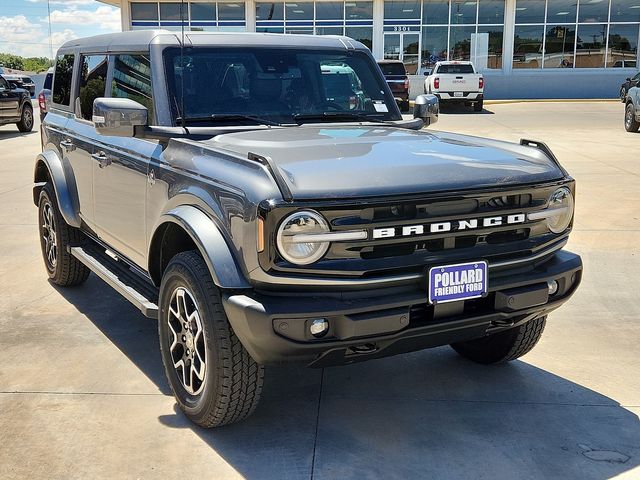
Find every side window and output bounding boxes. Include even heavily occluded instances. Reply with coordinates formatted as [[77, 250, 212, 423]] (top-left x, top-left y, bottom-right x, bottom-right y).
[[78, 55, 108, 120], [0, 77, 8, 90], [111, 54, 154, 121], [52, 53, 75, 106]]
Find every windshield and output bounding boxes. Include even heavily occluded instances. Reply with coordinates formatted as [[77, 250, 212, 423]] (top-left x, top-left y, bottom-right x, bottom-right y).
[[378, 62, 406, 76], [436, 64, 475, 74], [164, 47, 400, 125]]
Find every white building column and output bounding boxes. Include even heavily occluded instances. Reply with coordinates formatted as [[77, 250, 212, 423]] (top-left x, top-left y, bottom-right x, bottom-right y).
[[502, 0, 516, 75], [119, 0, 131, 31], [245, 0, 256, 31], [372, 0, 384, 59]]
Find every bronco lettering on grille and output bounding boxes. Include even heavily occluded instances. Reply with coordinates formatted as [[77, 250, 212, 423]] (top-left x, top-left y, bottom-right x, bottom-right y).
[[372, 214, 526, 239]]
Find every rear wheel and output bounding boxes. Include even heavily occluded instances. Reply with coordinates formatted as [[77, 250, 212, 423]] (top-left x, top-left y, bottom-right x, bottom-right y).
[[625, 102, 640, 132], [474, 100, 484, 112], [17, 104, 33, 132], [450, 316, 546, 364], [158, 251, 264, 427], [37, 184, 89, 286]]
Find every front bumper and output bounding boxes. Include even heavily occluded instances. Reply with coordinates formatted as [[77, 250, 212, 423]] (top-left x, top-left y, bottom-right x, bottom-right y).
[[223, 250, 582, 367]]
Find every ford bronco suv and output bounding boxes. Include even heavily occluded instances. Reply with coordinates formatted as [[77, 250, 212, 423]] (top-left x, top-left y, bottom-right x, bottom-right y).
[[35, 31, 582, 428]]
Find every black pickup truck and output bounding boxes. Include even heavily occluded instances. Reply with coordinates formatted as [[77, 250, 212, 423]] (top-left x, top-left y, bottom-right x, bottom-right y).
[[35, 30, 581, 428]]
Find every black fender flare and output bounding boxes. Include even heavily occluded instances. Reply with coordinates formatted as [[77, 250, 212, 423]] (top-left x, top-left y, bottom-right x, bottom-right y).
[[33, 150, 81, 228], [149, 205, 250, 290]]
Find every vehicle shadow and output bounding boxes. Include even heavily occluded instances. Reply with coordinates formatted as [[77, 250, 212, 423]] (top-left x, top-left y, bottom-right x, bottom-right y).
[[439, 103, 495, 115], [0, 129, 39, 141], [56, 275, 640, 480]]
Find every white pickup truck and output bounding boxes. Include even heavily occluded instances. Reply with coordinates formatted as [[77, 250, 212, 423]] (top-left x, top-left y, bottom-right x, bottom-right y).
[[423, 61, 484, 112]]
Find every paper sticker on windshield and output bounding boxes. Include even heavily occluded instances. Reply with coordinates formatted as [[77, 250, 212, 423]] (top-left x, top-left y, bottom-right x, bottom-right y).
[[373, 101, 388, 113]]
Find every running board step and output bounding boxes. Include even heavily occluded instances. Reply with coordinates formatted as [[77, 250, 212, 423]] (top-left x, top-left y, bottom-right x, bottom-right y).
[[70, 246, 159, 319]]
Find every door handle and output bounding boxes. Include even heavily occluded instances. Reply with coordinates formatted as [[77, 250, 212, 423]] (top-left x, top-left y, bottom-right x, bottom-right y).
[[92, 151, 112, 168], [60, 139, 76, 152]]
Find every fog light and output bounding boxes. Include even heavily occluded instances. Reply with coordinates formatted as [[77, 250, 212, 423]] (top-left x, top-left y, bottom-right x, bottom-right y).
[[547, 280, 559, 296], [309, 318, 329, 338]]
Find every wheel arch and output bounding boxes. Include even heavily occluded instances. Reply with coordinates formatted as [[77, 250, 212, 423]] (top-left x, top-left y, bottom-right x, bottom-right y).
[[148, 205, 250, 290], [33, 150, 81, 228]]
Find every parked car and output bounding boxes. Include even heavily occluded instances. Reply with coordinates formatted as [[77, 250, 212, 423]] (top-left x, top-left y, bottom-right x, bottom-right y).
[[0, 74, 34, 132], [38, 67, 54, 121], [624, 86, 640, 132], [424, 61, 484, 111], [36, 31, 581, 428], [620, 72, 640, 102], [377, 60, 410, 111], [3, 74, 36, 97], [320, 64, 366, 110]]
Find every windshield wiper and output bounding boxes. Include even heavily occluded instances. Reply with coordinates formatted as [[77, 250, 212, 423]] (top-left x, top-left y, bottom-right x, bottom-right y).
[[292, 111, 397, 126], [175, 114, 284, 127]]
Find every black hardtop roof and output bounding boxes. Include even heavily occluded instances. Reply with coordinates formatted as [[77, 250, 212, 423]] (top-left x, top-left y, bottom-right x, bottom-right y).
[[58, 29, 368, 54]]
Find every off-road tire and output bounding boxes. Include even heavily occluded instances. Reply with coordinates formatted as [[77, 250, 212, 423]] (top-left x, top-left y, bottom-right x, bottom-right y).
[[625, 102, 640, 132], [17, 104, 34, 132], [158, 251, 264, 428], [450, 316, 547, 364], [38, 184, 90, 286], [474, 100, 484, 112], [621, 88, 627, 103]]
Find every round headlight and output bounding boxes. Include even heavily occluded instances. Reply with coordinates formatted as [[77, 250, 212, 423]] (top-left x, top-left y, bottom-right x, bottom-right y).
[[546, 187, 574, 233], [277, 211, 330, 265]]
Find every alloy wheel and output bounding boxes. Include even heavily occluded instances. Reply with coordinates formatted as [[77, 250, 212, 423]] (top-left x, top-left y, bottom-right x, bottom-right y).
[[23, 107, 33, 130], [167, 286, 207, 395], [41, 201, 57, 269]]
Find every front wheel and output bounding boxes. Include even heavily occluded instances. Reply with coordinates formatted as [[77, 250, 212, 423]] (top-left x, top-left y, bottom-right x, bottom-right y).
[[158, 251, 264, 427], [625, 102, 640, 132], [450, 316, 546, 364], [621, 88, 627, 103], [17, 104, 34, 132]]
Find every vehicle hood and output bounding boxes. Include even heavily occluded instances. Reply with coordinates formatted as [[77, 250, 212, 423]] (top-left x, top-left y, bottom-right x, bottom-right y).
[[208, 125, 565, 200]]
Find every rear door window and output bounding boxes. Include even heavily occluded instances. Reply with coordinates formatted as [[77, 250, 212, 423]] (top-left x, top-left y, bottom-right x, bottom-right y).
[[78, 55, 108, 120], [52, 53, 75, 106]]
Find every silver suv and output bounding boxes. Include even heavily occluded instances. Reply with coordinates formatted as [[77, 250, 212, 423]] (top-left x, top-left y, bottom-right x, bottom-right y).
[[34, 31, 582, 427]]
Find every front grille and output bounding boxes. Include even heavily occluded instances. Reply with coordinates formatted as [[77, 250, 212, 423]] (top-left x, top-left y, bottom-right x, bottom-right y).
[[261, 183, 572, 278]]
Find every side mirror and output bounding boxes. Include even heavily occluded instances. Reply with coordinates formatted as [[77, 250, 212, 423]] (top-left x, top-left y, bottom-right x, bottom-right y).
[[9, 83, 16, 90], [93, 97, 148, 137], [413, 94, 439, 127], [423, 71, 430, 76]]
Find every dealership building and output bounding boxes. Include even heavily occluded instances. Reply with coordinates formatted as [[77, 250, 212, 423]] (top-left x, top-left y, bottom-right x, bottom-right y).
[[98, 0, 640, 99]]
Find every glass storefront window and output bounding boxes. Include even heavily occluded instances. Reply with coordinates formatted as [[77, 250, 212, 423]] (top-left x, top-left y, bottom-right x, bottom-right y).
[[131, 2, 159, 20], [384, 0, 421, 19], [543, 24, 576, 68], [346, 1, 374, 19], [608, 24, 639, 67], [515, 0, 545, 24], [478, 0, 504, 24], [450, 0, 477, 24], [478, 25, 503, 68], [575, 23, 607, 67], [256, 3, 284, 20], [611, 0, 640, 22], [316, 2, 344, 19], [449, 25, 475, 59], [285, 2, 314, 20], [422, 0, 449, 24], [546, 0, 577, 23], [513, 25, 544, 68], [421, 26, 448, 68], [218, 3, 245, 20], [578, 0, 609, 23], [160, 2, 185, 20], [191, 3, 217, 20], [345, 26, 373, 49], [317, 26, 345, 34]]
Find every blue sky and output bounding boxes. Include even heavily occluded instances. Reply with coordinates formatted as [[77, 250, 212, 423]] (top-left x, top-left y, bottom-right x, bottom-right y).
[[0, 0, 121, 58]]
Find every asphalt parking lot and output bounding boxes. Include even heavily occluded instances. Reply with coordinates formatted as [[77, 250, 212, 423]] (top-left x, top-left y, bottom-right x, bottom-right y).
[[1, 101, 639, 479]]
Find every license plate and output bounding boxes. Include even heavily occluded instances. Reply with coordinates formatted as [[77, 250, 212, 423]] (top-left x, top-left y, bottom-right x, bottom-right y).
[[453, 91, 464, 97], [428, 261, 487, 304]]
